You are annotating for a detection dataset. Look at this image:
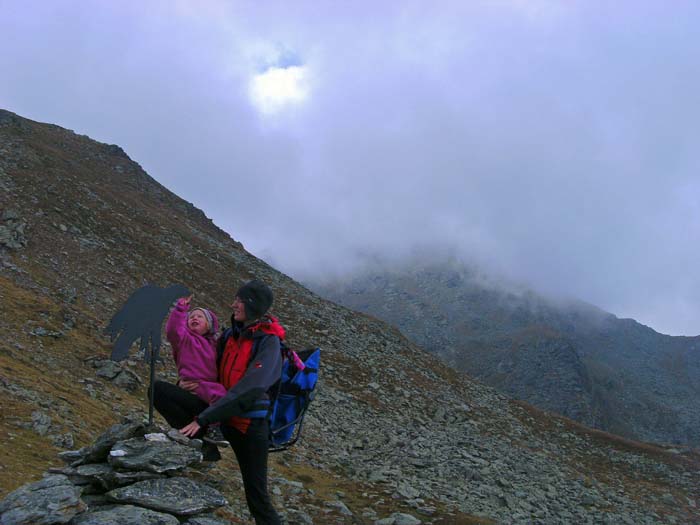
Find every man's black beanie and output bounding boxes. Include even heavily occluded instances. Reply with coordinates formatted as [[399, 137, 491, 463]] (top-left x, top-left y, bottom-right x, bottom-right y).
[[236, 279, 273, 320]]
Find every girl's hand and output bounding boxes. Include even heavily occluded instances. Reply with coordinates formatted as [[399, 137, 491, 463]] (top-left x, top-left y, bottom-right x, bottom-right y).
[[180, 420, 201, 438], [179, 379, 199, 393], [178, 295, 193, 307]]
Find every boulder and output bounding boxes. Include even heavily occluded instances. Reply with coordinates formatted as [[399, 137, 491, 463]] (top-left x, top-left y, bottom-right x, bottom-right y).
[[0, 474, 85, 525]]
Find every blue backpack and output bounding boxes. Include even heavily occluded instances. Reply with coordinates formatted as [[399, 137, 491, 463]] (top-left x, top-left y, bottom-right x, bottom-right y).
[[269, 346, 320, 451]]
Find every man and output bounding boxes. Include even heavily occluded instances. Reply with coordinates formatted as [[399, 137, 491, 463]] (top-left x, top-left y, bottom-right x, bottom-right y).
[[180, 279, 284, 525]]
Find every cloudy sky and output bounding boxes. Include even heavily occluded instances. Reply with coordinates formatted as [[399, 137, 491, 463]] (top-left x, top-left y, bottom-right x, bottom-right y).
[[2, 1, 699, 335]]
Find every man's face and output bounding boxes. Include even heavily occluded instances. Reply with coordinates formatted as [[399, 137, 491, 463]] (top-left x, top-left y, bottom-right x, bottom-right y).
[[232, 297, 247, 322]]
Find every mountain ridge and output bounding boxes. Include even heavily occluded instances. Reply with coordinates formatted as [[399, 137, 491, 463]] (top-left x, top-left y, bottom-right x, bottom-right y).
[[1, 109, 698, 524], [311, 258, 700, 447]]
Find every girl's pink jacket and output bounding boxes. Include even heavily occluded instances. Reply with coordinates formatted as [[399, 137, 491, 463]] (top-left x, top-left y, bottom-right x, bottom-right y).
[[165, 299, 226, 404]]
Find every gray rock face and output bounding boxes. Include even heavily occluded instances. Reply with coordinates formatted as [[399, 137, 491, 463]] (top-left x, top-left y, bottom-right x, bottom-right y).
[[0, 474, 85, 525], [71, 504, 179, 525], [108, 437, 202, 473], [107, 478, 228, 516]]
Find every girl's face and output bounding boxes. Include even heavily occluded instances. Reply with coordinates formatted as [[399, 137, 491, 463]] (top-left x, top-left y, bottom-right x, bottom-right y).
[[232, 297, 247, 323], [187, 310, 209, 335]]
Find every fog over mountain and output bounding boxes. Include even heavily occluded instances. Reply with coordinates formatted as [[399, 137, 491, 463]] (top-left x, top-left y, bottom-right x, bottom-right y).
[[311, 255, 700, 447], [2, 1, 699, 335]]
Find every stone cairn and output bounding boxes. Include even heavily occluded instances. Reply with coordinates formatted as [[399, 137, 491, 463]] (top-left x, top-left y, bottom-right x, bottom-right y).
[[0, 419, 230, 525]]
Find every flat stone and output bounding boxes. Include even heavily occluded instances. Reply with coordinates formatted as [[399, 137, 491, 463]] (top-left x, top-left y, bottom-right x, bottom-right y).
[[57, 450, 84, 464], [108, 437, 202, 473], [144, 433, 169, 442], [71, 504, 179, 525], [183, 517, 232, 525], [63, 419, 145, 466], [74, 463, 114, 479], [78, 493, 110, 507], [166, 429, 191, 445], [49, 463, 112, 486], [107, 477, 227, 515], [0, 474, 86, 525], [54, 462, 164, 490]]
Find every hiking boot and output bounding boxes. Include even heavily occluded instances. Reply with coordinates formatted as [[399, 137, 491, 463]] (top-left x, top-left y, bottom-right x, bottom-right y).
[[203, 425, 229, 447], [202, 442, 221, 462]]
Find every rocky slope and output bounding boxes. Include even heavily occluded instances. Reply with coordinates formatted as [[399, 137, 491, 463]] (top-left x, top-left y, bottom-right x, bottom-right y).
[[311, 259, 700, 448], [1, 109, 699, 524]]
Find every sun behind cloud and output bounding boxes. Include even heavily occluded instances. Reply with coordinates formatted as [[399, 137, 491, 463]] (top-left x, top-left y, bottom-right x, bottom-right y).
[[249, 65, 309, 116]]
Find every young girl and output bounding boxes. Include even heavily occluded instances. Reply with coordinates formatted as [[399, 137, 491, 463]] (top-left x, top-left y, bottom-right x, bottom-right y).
[[151, 296, 225, 461], [165, 295, 225, 405]]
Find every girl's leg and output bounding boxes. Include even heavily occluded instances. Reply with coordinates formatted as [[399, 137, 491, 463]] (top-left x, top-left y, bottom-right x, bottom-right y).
[[223, 420, 281, 525], [151, 380, 208, 430], [151, 380, 220, 461]]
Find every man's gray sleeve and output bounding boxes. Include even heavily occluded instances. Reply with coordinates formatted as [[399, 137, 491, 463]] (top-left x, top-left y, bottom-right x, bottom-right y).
[[197, 335, 282, 426]]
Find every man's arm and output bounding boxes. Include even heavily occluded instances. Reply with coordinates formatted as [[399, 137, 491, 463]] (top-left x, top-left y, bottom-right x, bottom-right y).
[[196, 335, 282, 426]]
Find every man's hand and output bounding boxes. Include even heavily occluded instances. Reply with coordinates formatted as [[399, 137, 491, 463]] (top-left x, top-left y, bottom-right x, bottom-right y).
[[179, 379, 199, 393], [180, 420, 201, 438]]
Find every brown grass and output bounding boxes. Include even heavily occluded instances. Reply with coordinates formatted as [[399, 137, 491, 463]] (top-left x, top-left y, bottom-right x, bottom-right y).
[[0, 276, 151, 496], [513, 400, 700, 469]]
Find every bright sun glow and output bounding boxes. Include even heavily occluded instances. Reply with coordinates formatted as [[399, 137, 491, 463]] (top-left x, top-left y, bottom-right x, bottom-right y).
[[249, 66, 309, 115]]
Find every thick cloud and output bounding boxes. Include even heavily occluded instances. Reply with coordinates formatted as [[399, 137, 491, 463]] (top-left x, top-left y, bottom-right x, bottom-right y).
[[2, 1, 699, 335]]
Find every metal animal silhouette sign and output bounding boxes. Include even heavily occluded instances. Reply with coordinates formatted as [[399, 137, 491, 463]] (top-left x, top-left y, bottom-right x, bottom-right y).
[[105, 283, 190, 424]]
